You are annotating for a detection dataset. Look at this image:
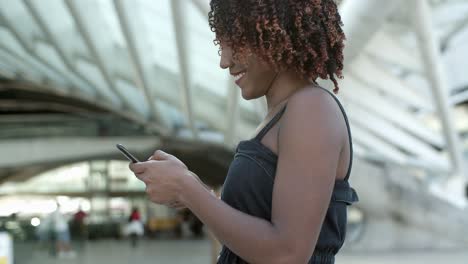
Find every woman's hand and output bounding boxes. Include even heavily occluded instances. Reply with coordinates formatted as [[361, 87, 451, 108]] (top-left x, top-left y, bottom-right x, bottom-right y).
[[129, 150, 193, 209], [148, 150, 217, 202]]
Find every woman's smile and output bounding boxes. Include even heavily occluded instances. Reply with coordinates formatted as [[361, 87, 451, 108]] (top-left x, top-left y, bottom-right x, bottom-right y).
[[232, 71, 247, 87]]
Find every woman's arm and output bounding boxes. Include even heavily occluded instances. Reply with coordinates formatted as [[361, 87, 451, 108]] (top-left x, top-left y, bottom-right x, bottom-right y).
[[180, 88, 343, 264], [180, 175, 285, 264]]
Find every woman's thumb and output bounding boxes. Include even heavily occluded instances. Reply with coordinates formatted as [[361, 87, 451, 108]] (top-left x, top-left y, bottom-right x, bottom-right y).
[[152, 150, 169, 160]]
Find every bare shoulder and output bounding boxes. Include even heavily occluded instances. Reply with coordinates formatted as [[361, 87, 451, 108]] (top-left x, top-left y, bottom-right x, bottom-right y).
[[287, 86, 337, 112], [277, 86, 344, 156], [284, 86, 342, 130], [276, 85, 345, 172]]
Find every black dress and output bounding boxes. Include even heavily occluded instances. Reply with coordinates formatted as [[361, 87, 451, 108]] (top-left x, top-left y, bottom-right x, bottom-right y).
[[217, 86, 359, 264]]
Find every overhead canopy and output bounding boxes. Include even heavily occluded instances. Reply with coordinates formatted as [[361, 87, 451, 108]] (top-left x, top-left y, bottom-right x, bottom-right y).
[[0, 0, 467, 174]]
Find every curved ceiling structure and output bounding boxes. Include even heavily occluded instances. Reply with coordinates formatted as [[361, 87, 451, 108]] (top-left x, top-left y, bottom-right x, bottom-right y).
[[0, 0, 467, 200]]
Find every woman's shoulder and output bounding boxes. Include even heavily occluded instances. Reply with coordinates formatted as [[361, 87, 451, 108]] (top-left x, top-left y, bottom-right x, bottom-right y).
[[280, 85, 345, 148], [285, 85, 340, 119]]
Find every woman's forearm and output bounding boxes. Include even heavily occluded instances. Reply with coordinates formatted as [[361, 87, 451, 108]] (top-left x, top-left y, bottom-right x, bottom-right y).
[[179, 171, 294, 264]]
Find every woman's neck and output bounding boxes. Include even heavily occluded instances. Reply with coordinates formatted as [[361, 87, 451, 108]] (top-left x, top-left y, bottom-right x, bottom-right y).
[[264, 70, 311, 113]]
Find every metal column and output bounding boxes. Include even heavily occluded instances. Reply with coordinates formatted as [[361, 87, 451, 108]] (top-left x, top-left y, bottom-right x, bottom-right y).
[[339, 0, 404, 62], [113, 0, 169, 132], [413, 0, 466, 203], [171, 0, 198, 139]]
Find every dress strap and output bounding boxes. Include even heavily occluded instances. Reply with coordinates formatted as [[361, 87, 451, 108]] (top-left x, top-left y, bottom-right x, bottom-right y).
[[315, 86, 354, 182], [252, 86, 353, 182], [254, 104, 288, 141]]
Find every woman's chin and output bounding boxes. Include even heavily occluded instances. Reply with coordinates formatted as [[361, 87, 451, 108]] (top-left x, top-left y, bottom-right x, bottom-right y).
[[239, 86, 257, 100], [240, 90, 253, 100], [240, 91, 248, 100]]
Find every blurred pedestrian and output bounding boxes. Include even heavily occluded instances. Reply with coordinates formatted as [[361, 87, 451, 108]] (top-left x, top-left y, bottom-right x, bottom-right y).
[[52, 203, 76, 259], [72, 206, 88, 247], [124, 207, 144, 248]]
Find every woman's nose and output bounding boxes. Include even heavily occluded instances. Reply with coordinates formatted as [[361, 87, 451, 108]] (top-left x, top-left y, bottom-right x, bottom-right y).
[[219, 48, 233, 69]]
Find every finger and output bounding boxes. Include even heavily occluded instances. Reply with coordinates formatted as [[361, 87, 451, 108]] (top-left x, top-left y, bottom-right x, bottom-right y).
[[170, 202, 182, 207], [152, 150, 170, 161], [172, 205, 186, 210], [134, 172, 149, 183], [167, 202, 183, 209], [129, 162, 146, 174], [166, 200, 180, 206]]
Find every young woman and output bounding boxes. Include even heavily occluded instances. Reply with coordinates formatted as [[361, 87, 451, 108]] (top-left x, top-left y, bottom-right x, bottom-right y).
[[130, 0, 358, 263]]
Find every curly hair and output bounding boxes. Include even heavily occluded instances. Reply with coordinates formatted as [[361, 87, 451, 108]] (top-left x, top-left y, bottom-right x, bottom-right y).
[[208, 0, 345, 93]]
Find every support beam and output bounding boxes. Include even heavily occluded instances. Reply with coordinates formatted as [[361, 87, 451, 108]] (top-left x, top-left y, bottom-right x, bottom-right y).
[[0, 164, 59, 184], [191, 0, 210, 17], [0, 137, 160, 168], [0, 11, 103, 99], [341, 74, 444, 148], [347, 103, 449, 170], [0, 54, 24, 78], [171, 0, 198, 139], [113, 0, 169, 131], [441, 13, 468, 51], [0, 11, 77, 94], [351, 124, 450, 174], [0, 99, 96, 114], [350, 55, 432, 112], [0, 80, 168, 135], [64, 0, 136, 112], [22, 0, 112, 104], [0, 67, 15, 79], [0, 51, 37, 81], [364, 31, 424, 74], [0, 114, 95, 123], [350, 157, 468, 247], [339, 0, 405, 63], [116, 74, 256, 140], [85, 41, 259, 138], [350, 124, 408, 163], [0, 44, 71, 96], [413, 0, 466, 185], [115, 75, 256, 140], [452, 89, 468, 105]]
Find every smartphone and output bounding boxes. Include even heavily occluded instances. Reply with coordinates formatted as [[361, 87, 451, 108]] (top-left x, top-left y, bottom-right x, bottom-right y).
[[116, 144, 140, 163]]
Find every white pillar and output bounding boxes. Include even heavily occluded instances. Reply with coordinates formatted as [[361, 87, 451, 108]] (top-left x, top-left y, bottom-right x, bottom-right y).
[[114, 0, 166, 128], [171, 0, 199, 139], [412, 0, 466, 206]]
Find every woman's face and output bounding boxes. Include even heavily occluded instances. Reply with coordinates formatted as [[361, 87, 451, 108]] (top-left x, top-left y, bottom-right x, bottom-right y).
[[219, 44, 277, 100]]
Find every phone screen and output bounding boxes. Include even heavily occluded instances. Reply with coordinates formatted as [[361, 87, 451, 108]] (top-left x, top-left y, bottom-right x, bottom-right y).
[[116, 144, 140, 163]]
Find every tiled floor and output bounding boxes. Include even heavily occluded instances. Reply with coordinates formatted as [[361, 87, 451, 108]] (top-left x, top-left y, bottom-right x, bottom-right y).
[[16, 239, 211, 264], [14, 239, 468, 264]]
